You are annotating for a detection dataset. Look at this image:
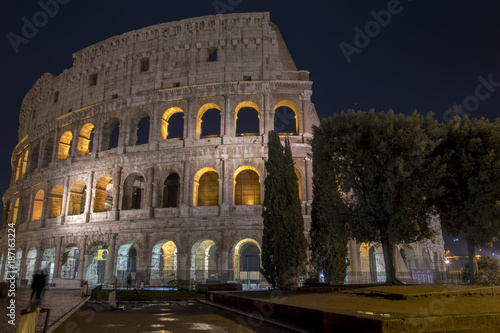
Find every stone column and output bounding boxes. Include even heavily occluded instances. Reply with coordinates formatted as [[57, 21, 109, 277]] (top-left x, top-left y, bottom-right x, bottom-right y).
[[60, 176, 71, 225], [78, 237, 87, 282], [85, 171, 94, 221], [113, 167, 122, 220], [104, 234, 118, 285], [53, 237, 63, 279], [146, 167, 155, 217]]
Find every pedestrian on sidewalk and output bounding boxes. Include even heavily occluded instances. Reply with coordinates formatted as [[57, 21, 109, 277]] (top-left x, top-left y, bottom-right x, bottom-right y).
[[126, 273, 132, 290]]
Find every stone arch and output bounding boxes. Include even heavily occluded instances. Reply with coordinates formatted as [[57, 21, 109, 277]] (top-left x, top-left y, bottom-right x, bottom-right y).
[[233, 238, 261, 286], [60, 244, 79, 279], [85, 242, 107, 285], [14, 155, 22, 182], [294, 167, 303, 202], [196, 103, 221, 138], [191, 239, 218, 281], [233, 166, 261, 205], [68, 180, 87, 216], [130, 111, 151, 145], [400, 245, 417, 272], [151, 239, 178, 283], [193, 167, 219, 206], [77, 123, 95, 157], [41, 246, 56, 283], [29, 142, 40, 173], [25, 247, 37, 283], [360, 243, 385, 283], [162, 173, 180, 208], [21, 150, 29, 178], [235, 101, 260, 136], [116, 241, 140, 286], [42, 137, 54, 168], [122, 172, 146, 210], [32, 189, 44, 221], [101, 117, 120, 151], [94, 176, 113, 212], [161, 107, 184, 140], [57, 131, 73, 161], [273, 100, 299, 135], [12, 198, 19, 224], [48, 185, 64, 218]]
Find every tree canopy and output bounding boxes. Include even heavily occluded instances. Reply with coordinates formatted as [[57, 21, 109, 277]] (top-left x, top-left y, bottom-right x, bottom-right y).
[[318, 110, 443, 284], [434, 116, 500, 284]]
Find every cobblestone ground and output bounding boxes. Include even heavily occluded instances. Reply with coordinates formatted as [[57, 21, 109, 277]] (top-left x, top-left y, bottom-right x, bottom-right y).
[[0, 287, 87, 333]]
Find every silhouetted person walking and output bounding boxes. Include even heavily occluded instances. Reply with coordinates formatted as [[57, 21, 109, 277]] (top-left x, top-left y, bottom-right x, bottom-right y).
[[126, 273, 132, 290], [30, 270, 46, 301]]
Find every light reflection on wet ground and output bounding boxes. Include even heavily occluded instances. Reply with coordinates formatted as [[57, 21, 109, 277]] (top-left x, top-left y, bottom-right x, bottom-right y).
[[53, 300, 295, 333]]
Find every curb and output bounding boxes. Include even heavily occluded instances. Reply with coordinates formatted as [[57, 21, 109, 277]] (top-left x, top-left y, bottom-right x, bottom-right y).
[[47, 295, 91, 333], [199, 299, 312, 333]]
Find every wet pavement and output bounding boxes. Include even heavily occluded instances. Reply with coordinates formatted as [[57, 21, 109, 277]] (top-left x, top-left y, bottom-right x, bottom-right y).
[[0, 287, 88, 333], [51, 300, 296, 333]]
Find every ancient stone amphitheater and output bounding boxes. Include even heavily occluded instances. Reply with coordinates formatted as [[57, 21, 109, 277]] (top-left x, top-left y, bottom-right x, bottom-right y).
[[1, 12, 446, 288]]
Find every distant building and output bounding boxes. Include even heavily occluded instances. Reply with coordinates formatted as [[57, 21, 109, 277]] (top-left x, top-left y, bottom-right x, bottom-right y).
[[0, 12, 445, 288]]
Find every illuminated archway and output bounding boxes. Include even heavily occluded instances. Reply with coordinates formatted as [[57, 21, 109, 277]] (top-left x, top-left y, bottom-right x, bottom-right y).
[[294, 167, 303, 202], [161, 107, 184, 140], [25, 247, 37, 284], [116, 241, 138, 286], [101, 118, 120, 150], [85, 242, 107, 285], [58, 131, 73, 161], [21, 150, 29, 178], [273, 100, 299, 135], [196, 103, 221, 138], [233, 166, 261, 205], [122, 173, 145, 210], [235, 101, 260, 136], [193, 167, 219, 206], [60, 244, 79, 279], [94, 176, 113, 212], [12, 198, 19, 225], [191, 239, 218, 281], [48, 185, 64, 218], [151, 240, 178, 283], [68, 180, 87, 216], [233, 239, 261, 284], [32, 190, 44, 221], [41, 246, 56, 283], [77, 123, 95, 157], [360, 243, 385, 283]]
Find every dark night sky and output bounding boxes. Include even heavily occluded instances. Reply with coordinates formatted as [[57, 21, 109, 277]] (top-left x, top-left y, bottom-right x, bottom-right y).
[[1, 0, 500, 256]]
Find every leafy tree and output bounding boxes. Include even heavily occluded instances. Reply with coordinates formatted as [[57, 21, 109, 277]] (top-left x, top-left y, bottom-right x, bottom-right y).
[[310, 126, 350, 284], [261, 131, 308, 288], [319, 110, 443, 285], [463, 257, 500, 285], [434, 117, 500, 284]]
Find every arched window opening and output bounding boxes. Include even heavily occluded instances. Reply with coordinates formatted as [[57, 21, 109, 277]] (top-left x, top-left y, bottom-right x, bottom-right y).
[[58, 131, 73, 161], [193, 168, 219, 207], [135, 116, 150, 145], [116, 242, 138, 287], [32, 190, 44, 221], [86, 243, 107, 285], [77, 123, 95, 157], [191, 240, 218, 281], [274, 101, 299, 135], [14, 157, 22, 182], [234, 239, 261, 285], [101, 119, 120, 151], [41, 246, 56, 283], [122, 173, 146, 210], [234, 168, 260, 205], [60, 245, 79, 279], [48, 185, 64, 218], [68, 180, 87, 216], [235, 102, 260, 136], [197, 103, 221, 139], [294, 168, 303, 202], [12, 199, 19, 225], [151, 240, 178, 283], [163, 173, 180, 208], [400, 245, 417, 272], [360, 243, 385, 283], [42, 138, 54, 168], [161, 107, 184, 140], [94, 176, 113, 213], [29, 143, 40, 173], [25, 248, 37, 284], [21, 150, 29, 178]]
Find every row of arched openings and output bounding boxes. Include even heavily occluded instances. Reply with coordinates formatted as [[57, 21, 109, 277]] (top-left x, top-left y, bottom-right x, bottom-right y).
[[2, 238, 262, 286], [13, 101, 299, 181]]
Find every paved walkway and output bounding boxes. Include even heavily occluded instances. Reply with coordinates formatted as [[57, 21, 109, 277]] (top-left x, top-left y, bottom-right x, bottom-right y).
[[0, 287, 88, 333]]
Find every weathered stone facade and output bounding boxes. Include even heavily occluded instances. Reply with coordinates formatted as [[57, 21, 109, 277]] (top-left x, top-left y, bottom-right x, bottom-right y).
[[0, 12, 445, 288]]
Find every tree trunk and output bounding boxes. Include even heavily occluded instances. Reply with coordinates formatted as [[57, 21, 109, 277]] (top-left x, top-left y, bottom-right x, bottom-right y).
[[381, 236, 403, 285], [467, 240, 478, 285]]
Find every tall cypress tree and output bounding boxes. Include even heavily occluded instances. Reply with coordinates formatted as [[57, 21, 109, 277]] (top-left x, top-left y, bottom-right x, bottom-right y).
[[261, 131, 308, 288], [310, 126, 350, 284]]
